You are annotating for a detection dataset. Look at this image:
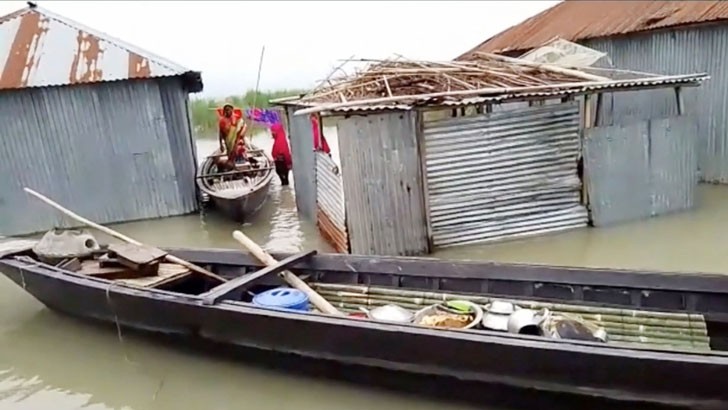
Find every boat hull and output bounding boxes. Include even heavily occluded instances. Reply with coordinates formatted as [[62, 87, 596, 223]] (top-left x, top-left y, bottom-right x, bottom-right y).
[[1, 253, 727, 410], [196, 147, 273, 222], [206, 181, 271, 222]]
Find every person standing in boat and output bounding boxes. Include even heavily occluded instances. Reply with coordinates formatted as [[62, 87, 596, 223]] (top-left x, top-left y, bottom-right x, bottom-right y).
[[270, 123, 293, 186], [217, 104, 248, 169], [310, 113, 331, 155]]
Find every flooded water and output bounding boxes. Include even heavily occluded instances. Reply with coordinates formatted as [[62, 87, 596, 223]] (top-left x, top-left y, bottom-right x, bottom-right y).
[[2, 127, 728, 409]]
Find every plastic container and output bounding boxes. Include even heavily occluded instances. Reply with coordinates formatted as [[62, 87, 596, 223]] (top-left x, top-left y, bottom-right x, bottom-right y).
[[252, 287, 310, 312]]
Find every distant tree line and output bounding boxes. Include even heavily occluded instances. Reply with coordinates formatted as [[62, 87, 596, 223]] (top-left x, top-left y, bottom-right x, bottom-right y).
[[189, 89, 308, 137]]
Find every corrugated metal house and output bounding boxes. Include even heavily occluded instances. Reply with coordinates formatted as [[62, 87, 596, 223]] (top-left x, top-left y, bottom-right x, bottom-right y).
[[459, 0, 728, 183], [0, 4, 203, 236], [275, 56, 706, 256]]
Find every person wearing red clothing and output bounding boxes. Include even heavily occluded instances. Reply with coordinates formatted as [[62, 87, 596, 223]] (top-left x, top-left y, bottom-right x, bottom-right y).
[[310, 113, 330, 154], [217, 104, 248, 169], [270, 123, 293, 186]]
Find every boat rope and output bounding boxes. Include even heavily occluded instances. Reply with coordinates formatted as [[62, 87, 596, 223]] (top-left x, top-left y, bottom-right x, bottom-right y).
[[14, 256, 168, 401], [104, 281, 167, 401]]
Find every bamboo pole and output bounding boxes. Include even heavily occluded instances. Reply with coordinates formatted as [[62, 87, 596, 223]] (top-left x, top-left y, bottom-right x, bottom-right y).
[[232, 230, 344, 316], [472, 51, 610, 82], [312, 283, 705, 321], [319, 297, 710, 348], [23, 188, 227, 283]]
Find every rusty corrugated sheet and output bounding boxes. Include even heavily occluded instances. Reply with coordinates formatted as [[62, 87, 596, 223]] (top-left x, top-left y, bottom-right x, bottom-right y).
[[0, 5, 192, 90], [460, 1, 728, 57], [316, 152, 349, 253]]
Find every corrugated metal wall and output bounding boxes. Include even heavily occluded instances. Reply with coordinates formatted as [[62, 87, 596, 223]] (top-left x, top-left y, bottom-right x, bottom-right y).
[[285, 105, 317, 221], [316, 151, 348, 253], [584, 115, 698, 226], [583, 25, 728, 183], [0, 77, 198, 236], [421, 101, 587, 248], [336, 112, 429, 256]]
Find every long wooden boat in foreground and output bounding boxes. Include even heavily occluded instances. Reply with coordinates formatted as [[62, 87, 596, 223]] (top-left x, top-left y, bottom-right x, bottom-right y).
[[196, 145, 274, 222], [2, 239, 728, 409]]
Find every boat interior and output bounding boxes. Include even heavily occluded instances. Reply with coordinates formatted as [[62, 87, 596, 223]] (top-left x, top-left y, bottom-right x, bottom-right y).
[[197, 148, 273, 195], [5, 235, 728, 354]]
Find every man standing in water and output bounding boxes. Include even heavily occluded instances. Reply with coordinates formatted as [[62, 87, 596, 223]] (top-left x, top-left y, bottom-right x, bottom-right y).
[[218, 104, 248, 169]]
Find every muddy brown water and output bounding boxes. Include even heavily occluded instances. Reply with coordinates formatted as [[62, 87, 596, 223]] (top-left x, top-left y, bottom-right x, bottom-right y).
[[1, 131, 727, 409]]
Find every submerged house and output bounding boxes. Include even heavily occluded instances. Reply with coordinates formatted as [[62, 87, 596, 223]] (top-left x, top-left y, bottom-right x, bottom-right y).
[[275, 54, 707, 256], [459, 0, 728, 184], [0, 3, 203, 236]]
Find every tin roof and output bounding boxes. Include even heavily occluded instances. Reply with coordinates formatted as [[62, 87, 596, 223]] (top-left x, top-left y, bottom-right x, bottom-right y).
[[459, 1, 728, 58], [0, 4, 201, 91]]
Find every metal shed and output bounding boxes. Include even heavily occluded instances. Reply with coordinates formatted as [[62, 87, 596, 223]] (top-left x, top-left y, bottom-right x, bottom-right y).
[[459, 0, 728, 184], [277, 55, 707, 256], [0, 4, 203, 236]]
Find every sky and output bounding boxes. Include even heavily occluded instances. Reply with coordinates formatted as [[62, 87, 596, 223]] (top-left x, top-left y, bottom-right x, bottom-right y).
[[0, 0, 559, 98]]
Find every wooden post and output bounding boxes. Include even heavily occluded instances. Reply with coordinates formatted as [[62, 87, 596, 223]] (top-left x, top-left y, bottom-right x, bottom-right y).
[[675, 87, 685, 115], [581, 94, 593, 210], [232, 230, 344, 316]]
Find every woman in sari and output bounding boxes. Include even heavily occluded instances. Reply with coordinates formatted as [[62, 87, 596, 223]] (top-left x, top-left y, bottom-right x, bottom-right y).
[[270, 123, 293, 186], [217, 104, 248, 169]]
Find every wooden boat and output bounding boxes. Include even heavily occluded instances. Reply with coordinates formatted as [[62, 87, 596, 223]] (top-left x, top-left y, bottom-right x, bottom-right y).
[[196, 145, 274, 222], [2, 241, 728, 409]]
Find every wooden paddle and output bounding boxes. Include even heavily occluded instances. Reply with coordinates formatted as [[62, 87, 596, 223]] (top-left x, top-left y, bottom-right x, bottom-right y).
[[232, 230, 344, 316], [23, 188, 227, 283]]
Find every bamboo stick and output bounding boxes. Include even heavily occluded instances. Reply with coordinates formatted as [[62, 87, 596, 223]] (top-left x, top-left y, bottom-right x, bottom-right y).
[[319, 295, 704, 333], [294, 74, 704, 116], [312, 283, 705, 321], [322, 299, 709, 347], [232, 230, 343, 316], [313, 284, 710, 344], [23, 188, 227, 283], [473, 52, 610, 82]]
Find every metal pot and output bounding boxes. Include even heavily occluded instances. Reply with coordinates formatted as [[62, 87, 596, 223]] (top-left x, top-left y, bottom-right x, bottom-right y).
[[481, 300, 515, 331], [507, 308, 545, 335], [360, 304, 414, 323]]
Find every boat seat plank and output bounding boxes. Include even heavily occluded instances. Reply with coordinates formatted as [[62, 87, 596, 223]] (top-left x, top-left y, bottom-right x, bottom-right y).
[[200, 250, 317, 305], [78, 260, 191, 288], [117, 263, 191, 288]]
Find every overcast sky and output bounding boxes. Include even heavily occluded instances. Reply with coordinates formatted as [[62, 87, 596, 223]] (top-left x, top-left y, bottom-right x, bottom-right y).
[[0, 0, 558, 98]]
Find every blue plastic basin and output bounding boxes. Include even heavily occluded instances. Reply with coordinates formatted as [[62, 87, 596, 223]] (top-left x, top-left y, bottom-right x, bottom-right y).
[[252, 287, 310, 311]]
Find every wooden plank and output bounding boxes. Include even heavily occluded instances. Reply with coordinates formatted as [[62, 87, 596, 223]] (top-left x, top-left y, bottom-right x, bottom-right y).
[[200, 250, 317, 305], [118, 263, 191, 288], [78, 260, 128, 277], [108, 243, 167, 266], [57, 257, 82, 272], [197, 167, 274, 180]]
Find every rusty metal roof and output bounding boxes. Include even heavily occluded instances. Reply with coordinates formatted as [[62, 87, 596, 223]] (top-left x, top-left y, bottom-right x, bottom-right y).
[[459, 1, 728, 58], [0, 5, 198, 91]]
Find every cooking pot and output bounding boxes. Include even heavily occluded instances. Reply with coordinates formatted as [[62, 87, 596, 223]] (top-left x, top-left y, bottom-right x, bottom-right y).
[[507, 307, 547, 335], [481, 300, 515, 331], [360, 304, 414, 323]]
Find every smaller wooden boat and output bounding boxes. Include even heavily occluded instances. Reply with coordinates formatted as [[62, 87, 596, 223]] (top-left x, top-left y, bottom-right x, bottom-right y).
[[196, 144, 274, 222]]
